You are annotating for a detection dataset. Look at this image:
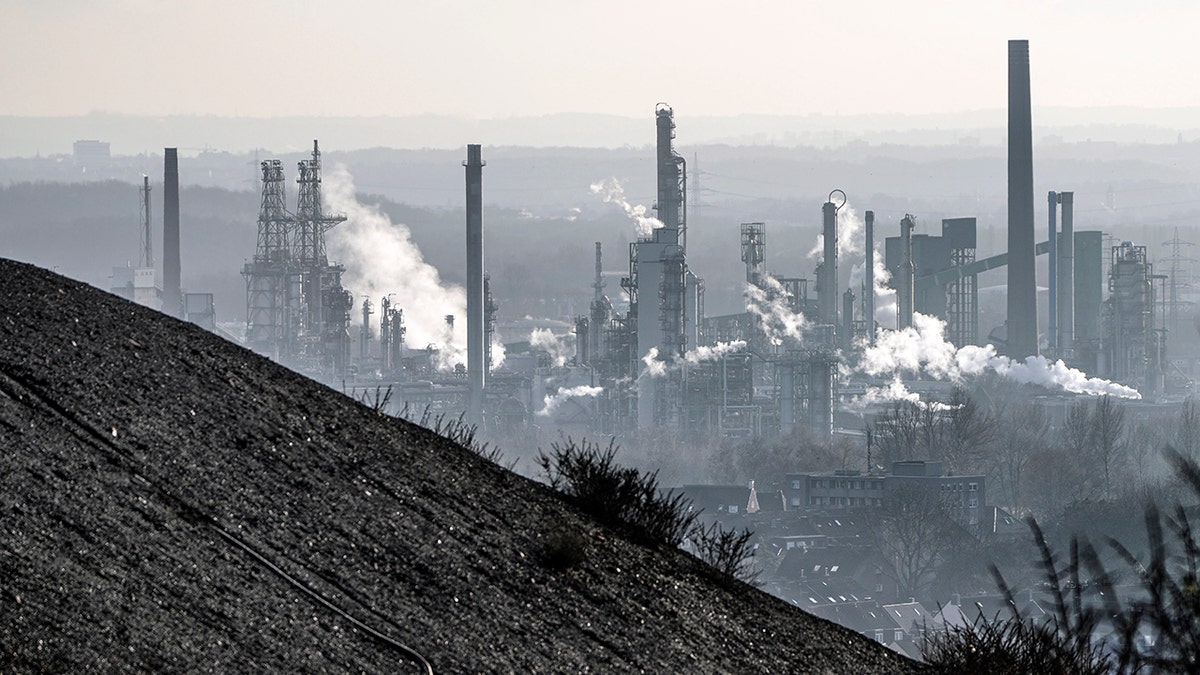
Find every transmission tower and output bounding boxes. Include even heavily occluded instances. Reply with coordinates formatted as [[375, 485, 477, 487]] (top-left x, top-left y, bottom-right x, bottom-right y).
[[1163, 227, 1196, 327]]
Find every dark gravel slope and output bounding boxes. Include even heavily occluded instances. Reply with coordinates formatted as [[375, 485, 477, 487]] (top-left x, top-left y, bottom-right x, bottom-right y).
[[0, 258, 922, 673]]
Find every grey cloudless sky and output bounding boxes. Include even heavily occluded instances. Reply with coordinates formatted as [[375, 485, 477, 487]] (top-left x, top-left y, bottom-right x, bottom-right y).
[[2, 0, 1198, 118]]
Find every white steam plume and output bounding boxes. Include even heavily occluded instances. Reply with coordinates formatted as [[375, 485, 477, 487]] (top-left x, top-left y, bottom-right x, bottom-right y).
[[809, 202, 866, 260], [325, 166, 466, 370], [640, 347, 667, 378], [682, 340, 748, 365], [538, 385, 604, 417], [843, 376, 920, 412], [745, 277, 807, 346], [849, 250, 896, 330], [490, 334, 507, 369], [590, 178, 662, 237], [641, 341, 747, 381], [860, 312, 1141, 399], [530, 327, 570, 367]]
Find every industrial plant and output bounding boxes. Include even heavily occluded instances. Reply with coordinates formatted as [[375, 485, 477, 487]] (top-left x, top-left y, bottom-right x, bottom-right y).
[[153, 39, 1166, 453], [97, 39, 1181, 460]]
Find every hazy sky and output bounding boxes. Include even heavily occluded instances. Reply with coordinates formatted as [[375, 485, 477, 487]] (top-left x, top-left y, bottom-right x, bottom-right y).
[[3, 0, 1198, 119]]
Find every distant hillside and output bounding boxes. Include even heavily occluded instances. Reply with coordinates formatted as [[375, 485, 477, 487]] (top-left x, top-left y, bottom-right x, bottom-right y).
[[0, 258, 922, 672]]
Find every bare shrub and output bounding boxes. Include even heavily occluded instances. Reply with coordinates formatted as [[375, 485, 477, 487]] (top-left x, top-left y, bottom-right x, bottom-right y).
[[690, 521, 760, 586], [536, 437, 697, 548]]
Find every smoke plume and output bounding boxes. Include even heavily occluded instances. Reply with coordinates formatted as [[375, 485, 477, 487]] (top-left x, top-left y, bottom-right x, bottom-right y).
[[490, 335, 507, 369], [538, 385, 604, 417], [640, 340, 747, 380], [809, 202, 866, 260], [745, 277, 807, 346], [324, 166, 466, 369], [844, 376, 920, 412], [681, 339, 748, 365], [530, 327, 570, 367], [590, 178, 662, 237], [860, 312, 1141, 399], [640, 347, 667, 378]]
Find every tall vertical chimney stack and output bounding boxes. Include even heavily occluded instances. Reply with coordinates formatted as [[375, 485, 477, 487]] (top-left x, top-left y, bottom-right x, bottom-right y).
[[865, 210, 875, 344], [1058, 192, 1075, 355], [899, 214, 916, 330], [464, 144, 486, 423], [1048, 190, 1058, 351], [819, 200, 838, 326], [163, 148, 182, 318], [141, 175, 153, 269], [1007, 39, 1038, 358]]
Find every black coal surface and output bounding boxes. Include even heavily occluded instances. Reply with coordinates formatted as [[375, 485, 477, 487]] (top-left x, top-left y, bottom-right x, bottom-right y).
[[0, 259, 922, 673]]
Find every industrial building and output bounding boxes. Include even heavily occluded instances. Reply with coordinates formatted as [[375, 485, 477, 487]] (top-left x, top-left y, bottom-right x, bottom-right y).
[[242, 141, 353, 374], [784, 461, 986, 527]]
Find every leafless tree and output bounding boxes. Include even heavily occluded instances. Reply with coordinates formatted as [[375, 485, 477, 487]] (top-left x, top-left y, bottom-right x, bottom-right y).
[[1090, 395, 1127, 501], [872, 400, 926, 465], [1175, 396, 1200, 463], [940, 386, 998, 473], [991, 401, 1050, 512], [1060, 400, 1097, 501], [865, 482, 959, 600], [871, 388, 996, 473], [1023, 446, 1084, 516]]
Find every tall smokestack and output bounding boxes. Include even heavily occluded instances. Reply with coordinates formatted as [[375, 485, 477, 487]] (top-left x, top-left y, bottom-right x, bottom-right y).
[[819, 200, 838, 326], [1007, 39, 1038, 358], [464, 144, 486, 423], [899, 214, 916, 330], [1048, 190, 1058, 351], [162, 148, 181, 318], [865, 210, 875, 344], [1058, 192, 1075, 355], [141, 175, 153, 269]]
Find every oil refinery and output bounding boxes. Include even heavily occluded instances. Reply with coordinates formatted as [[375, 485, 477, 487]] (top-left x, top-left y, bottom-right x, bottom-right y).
[[111, 40, 1179, 452]]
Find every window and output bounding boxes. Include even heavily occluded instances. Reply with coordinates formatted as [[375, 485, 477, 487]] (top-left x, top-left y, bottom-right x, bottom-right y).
[[895, 630, 904, 641], [968, 498, 978, 508], [792, 480, 802, 490], [874, 631, 884, 643], [728, 505, 738, 514], [969, 482, 978, 491], [790, 497, 801, 507]]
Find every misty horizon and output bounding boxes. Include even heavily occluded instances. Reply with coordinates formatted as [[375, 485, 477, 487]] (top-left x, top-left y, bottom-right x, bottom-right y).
[[6, 105, 1200, 158]]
